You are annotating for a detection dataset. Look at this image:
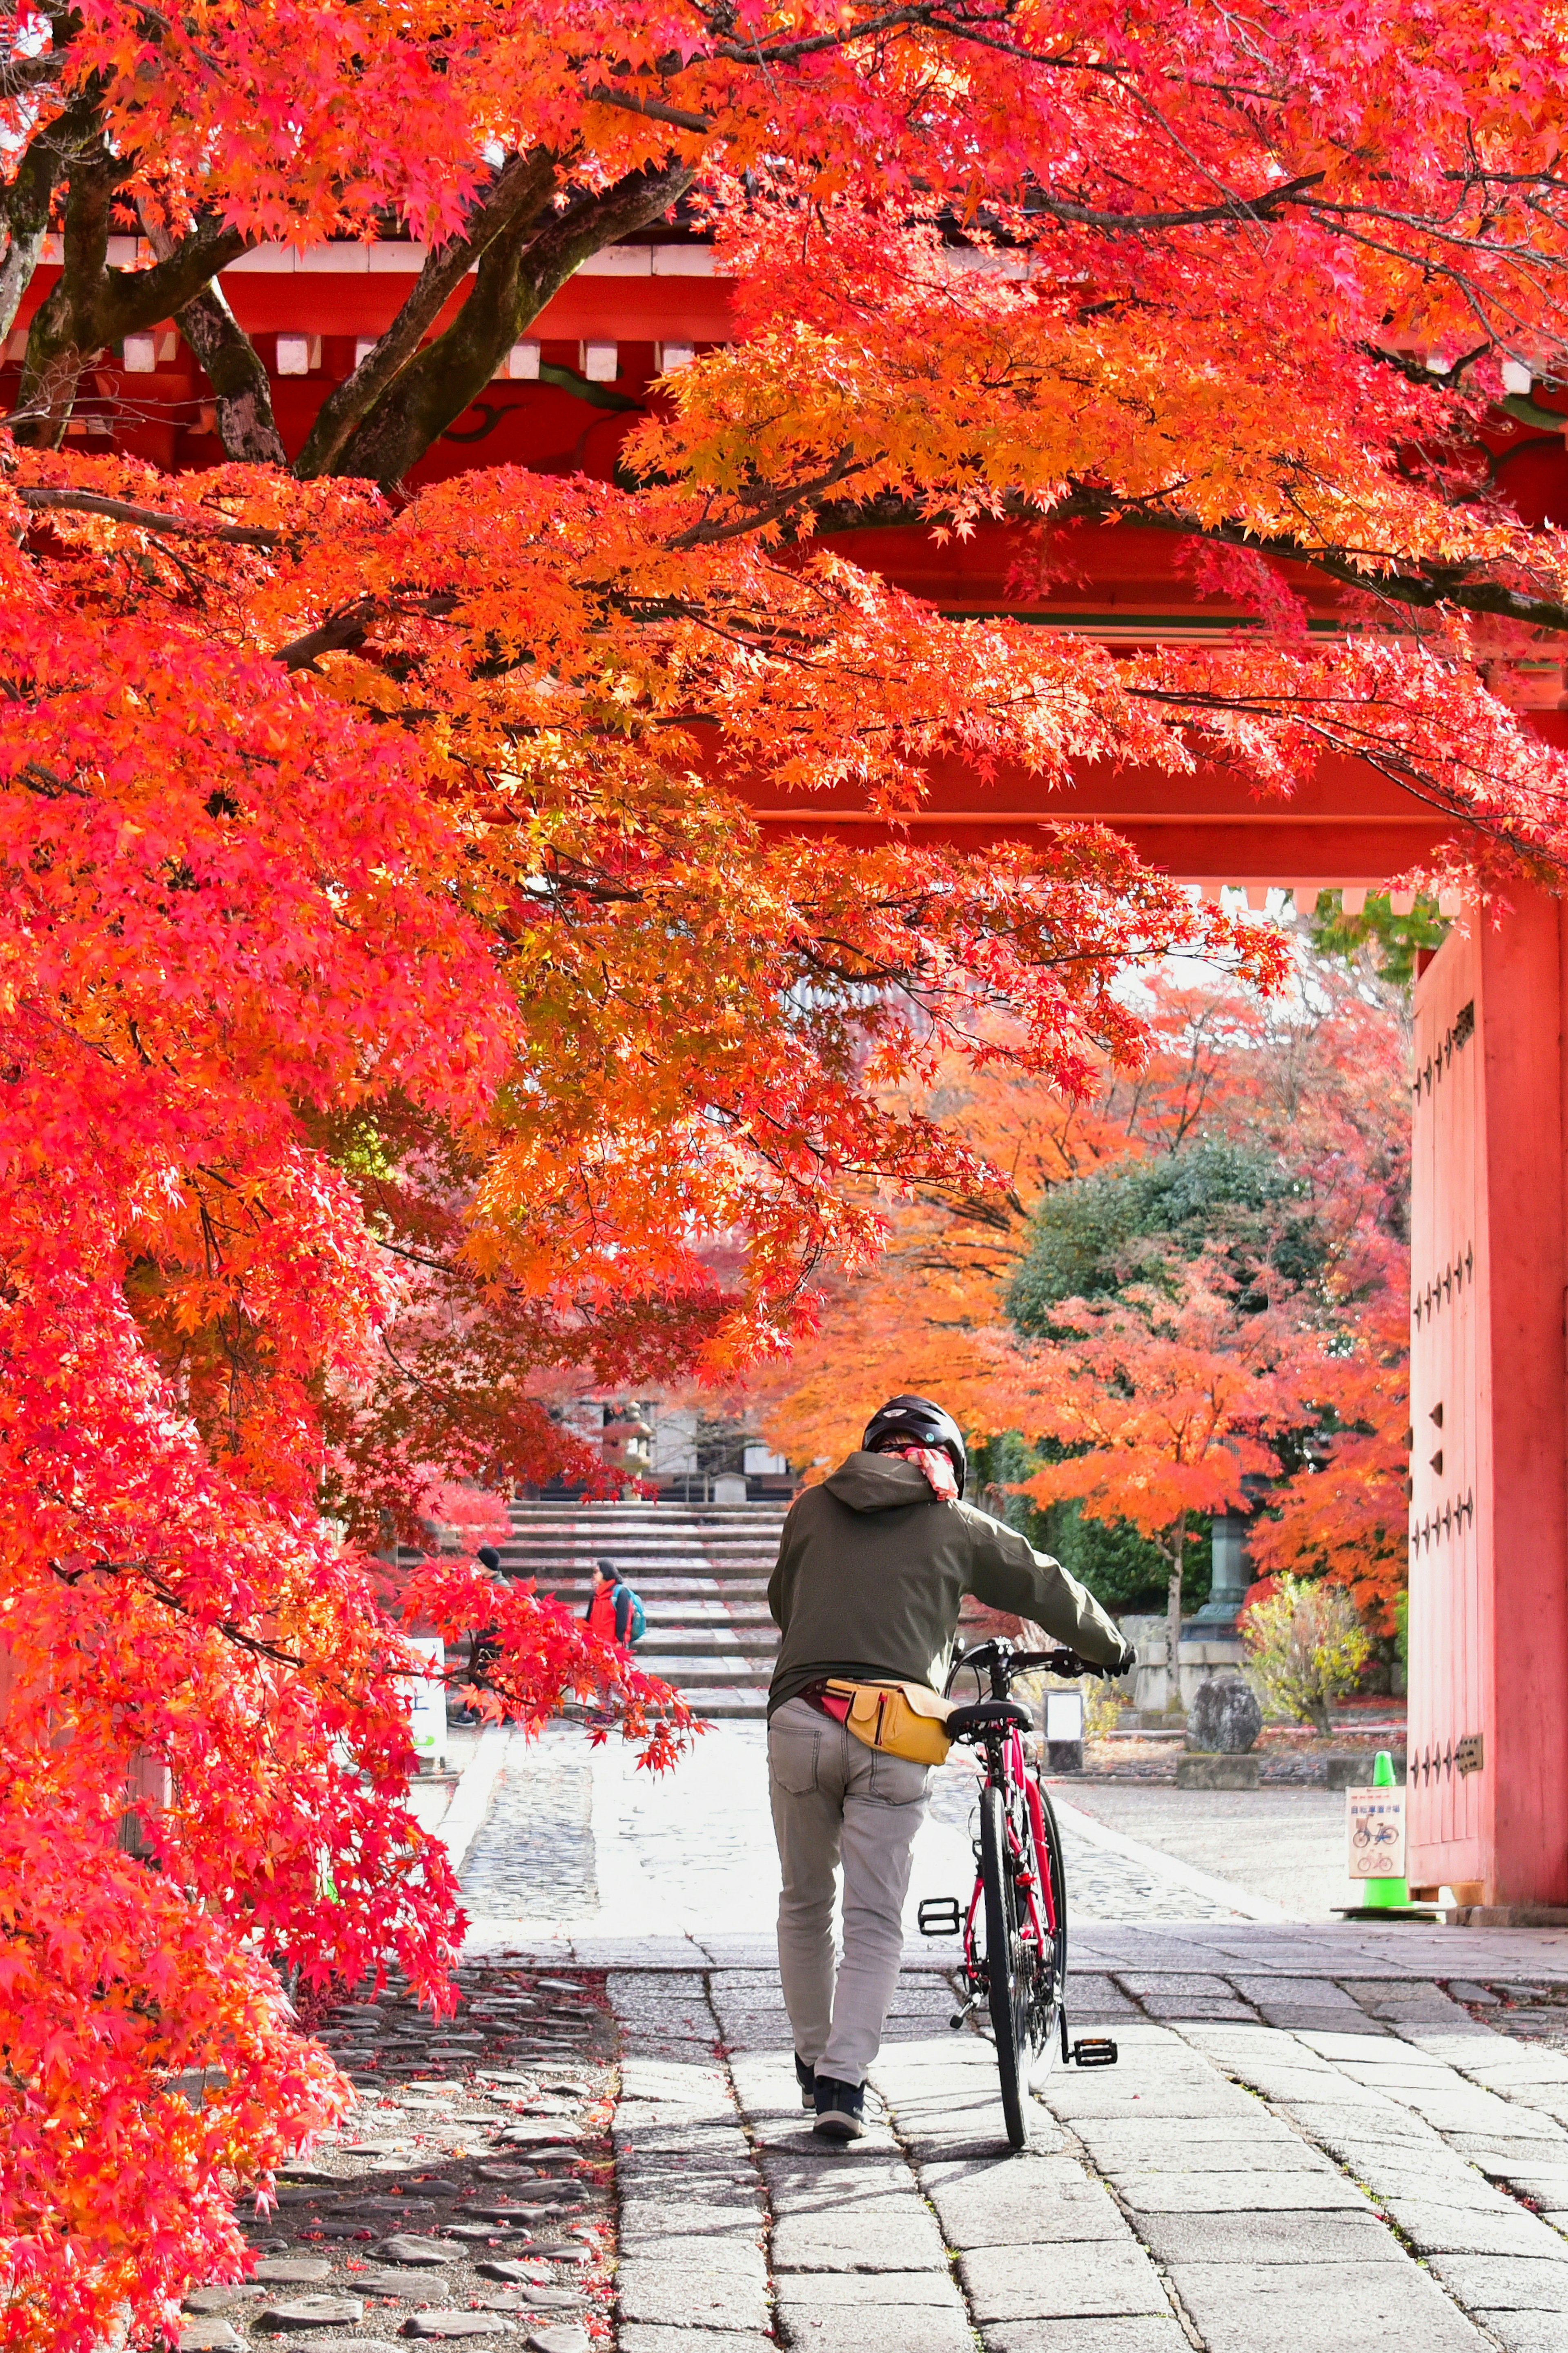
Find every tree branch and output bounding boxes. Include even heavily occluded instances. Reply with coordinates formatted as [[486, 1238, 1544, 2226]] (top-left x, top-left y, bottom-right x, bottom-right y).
[[15, 486, 282, 545]]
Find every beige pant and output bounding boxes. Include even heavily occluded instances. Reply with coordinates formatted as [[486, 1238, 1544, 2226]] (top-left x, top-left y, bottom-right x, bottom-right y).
[[767, 1695, 932, 2087]]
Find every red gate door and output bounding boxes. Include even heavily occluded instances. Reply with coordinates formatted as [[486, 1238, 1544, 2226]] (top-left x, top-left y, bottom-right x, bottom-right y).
[[1409, 896, 1568, 1907]]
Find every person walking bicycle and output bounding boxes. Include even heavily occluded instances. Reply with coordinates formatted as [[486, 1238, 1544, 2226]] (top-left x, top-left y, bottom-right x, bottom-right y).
[[766, 1394, 1133, 2140]]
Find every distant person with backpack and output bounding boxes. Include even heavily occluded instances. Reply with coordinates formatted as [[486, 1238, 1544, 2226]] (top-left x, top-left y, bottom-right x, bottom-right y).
[[585, 1558, 646, 1650]]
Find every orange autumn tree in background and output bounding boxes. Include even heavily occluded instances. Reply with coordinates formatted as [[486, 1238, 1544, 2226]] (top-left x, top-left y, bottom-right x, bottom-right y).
[[4, 0, 1568, 2340], [1015, 1258, 1323, 1707], [756, 955, 1414, 1642]]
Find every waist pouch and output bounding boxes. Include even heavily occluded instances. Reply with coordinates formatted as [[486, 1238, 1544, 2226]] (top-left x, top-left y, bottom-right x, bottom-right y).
[[820, 1678, 954, 1767]]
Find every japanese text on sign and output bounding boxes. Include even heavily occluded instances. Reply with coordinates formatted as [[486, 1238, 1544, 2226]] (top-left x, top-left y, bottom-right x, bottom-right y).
[[1346, 1785, 1406, 1879]]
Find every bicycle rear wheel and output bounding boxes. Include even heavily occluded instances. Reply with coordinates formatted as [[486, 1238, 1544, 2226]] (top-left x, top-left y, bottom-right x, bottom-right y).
[[1031, 1776, 1069, 2077], [979, 1780, 1029, 2149]]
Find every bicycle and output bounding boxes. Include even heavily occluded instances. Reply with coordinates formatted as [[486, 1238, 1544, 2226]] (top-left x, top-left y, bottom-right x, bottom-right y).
[[917, 1637, 1121, 2150]]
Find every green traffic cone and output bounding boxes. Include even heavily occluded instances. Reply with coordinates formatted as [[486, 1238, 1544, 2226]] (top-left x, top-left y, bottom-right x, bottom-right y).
[[1359, 1748, 1410, 1910]]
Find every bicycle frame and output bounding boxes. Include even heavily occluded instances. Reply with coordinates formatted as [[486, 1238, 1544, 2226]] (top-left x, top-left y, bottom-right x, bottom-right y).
[[960, 1720, 1056, 1993], [923, 1636, 1120, 2138]]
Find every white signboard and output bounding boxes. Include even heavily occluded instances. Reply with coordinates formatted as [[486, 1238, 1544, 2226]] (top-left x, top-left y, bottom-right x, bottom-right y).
[[1347, 1784, 1406, 1879], [1045, 1689, 1085, 1743], [401, 1636, 447, 1772]]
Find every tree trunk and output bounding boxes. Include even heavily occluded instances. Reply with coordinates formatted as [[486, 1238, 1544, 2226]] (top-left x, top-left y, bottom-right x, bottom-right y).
[[1165, 1518, 1187, 1717], [293, 146, 557, 481], [141, 216, 287, 468], [13, 151, 242, 447], [0, 138, 60, 343], [316, 158, 696, 486]]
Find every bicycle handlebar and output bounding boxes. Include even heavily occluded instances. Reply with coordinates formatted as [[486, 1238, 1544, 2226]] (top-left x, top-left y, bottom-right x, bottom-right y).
[[945, 1636, 1128, 1699]]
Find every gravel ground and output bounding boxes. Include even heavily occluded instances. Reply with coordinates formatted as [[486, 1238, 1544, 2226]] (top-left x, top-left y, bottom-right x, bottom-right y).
[[179, 1963, 615, 2351]]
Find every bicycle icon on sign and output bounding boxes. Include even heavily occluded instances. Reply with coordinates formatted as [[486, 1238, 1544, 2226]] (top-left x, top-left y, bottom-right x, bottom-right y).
[[1352, 1819, 1400, 1853]]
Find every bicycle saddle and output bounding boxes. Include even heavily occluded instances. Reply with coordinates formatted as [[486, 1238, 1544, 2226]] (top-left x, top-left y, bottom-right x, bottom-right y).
[[946, 1699, 1033, 1739]]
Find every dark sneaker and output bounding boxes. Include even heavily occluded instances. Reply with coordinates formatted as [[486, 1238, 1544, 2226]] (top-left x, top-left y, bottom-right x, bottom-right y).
[[813, 2075, 866, 2141], [794, 2053, 818, 2110]]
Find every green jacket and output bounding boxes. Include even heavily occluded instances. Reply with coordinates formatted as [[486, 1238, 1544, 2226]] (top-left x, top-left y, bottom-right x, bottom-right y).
[[767, 1450, 1129, 1716]]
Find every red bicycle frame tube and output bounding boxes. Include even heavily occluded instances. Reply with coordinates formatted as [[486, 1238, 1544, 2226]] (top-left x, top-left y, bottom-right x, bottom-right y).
[[962, 1729, 1054, 1981]]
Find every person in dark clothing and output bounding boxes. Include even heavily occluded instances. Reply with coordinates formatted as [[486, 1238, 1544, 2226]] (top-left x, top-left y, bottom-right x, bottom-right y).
[[453, 1542, 506, 1722], [767, 1393, 1133, 2139]]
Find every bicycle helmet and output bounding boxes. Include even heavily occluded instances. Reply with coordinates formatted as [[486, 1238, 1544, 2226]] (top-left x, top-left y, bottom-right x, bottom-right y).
[[861, 1394, 967, 1498]]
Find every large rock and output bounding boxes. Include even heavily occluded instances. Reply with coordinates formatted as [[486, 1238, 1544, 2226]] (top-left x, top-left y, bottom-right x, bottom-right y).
[[1188, 1676, 1263, 1755], [255, 2297, 365, 2332], [400, 2317, 511, 2340], [372, 2234, 460, 2266]]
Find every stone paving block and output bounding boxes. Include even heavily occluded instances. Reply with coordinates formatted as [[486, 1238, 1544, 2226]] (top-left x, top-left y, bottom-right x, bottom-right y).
[[617, 2224, 767, 2271], [776, 2270, 964, 2307], [1426, 2255, 1568, 2310], [772, 2202, 949, 2271], [774, 2298, 970, 2353], [1472, 2316, 1568, 2353], [1131, 2208, 1409, 2265], [1111, 2168, 1370, 2213], [759, 2148, 914, 2199], [178, 2327, 245, 2353], [1116, 1974, 1235, 1998], [1138, 1997, 1259, 2021], [775, 2270, 970, 2353], [619, 2189, 766, 2240], [1066, 1975, 1142, 2020], [959, 2238, 1171, 2323], [982, 2322, 1191, 2353], [1254, 2007, 1388, 2033], [616, 2333, 776, 2353], [1379, 2196, 1568, 2257], [616, 2256, 771, 2332], [1040, 2084, 1254, 2122], [921, 2153, 1126, 2246], [1272, 2099, 1439, 2146], [1070, 2121, 1336, 2174], [1487, 2164, 1568, 2199], [1326, 2155, 1516, 2211], [1230, 1979, 1368, 2008], [1166, 2258, 1489, 2351]]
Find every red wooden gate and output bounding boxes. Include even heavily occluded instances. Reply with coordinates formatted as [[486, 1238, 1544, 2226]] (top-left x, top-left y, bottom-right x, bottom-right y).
[[1408, 897, 1568, 1907]]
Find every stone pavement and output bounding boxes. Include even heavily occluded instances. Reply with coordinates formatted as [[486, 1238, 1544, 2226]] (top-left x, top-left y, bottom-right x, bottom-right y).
[[603, 1946, 1568, 2353], [443, 1721, 1568, 2353]]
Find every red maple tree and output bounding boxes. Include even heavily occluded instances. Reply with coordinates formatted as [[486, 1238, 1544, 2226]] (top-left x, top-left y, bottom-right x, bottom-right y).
[[2, 0, 1565, 2337]]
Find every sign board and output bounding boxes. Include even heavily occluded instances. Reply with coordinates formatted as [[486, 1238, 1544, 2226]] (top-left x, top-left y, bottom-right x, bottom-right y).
[[1346, 1783, 1406, 1879], [1045, 1688, 1085, 1743], [401, 1636, 448, 1772]]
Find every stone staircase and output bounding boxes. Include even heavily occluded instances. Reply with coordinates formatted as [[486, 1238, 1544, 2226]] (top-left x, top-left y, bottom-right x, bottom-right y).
[[500, 1498, 789, 1719]]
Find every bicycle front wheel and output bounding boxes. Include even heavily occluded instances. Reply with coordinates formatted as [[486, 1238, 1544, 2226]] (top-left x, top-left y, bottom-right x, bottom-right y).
[[979, 1780, 1029, 2149]]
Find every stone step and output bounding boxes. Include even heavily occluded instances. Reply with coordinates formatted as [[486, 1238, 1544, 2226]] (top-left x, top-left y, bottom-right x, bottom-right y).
[[639, 1655, 774, 1683], [628, 1629, 780, 1655], [680, 1687, 771, 1719]]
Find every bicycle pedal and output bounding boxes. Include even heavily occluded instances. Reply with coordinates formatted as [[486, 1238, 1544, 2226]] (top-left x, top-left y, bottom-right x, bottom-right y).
[[1071, 2036, 1118, 2068], [917, 1896, 962, 1937]]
